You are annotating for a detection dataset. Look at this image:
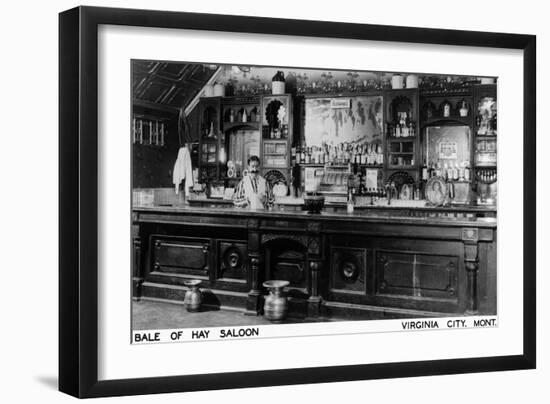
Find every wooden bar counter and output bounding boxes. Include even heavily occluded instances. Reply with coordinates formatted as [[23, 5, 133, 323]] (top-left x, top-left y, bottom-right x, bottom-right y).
[[132, 204, 496, 320]]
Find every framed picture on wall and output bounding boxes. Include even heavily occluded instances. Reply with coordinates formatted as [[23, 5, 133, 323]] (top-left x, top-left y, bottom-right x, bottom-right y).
[[59, 6, 536, 398]]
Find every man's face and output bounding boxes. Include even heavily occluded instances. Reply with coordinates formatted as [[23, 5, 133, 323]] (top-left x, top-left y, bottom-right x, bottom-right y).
[[249, 160, 260, 177]]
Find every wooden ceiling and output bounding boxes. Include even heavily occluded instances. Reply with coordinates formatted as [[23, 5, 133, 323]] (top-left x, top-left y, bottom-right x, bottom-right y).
[[132, 60, 216, 112]]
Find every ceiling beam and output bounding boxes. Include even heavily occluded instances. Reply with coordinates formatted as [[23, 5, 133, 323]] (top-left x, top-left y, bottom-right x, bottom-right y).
[[183, 66, 223, 116], [133, 99, 180, 114]]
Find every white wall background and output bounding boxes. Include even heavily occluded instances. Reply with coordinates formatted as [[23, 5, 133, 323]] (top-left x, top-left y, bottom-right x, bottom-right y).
[[0, 0, 546, 402]]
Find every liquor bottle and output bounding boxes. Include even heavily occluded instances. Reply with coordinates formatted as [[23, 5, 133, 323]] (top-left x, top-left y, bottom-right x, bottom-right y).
[[458, 161, 465, 181], [305, 147, 311, 164], [442, 100, 452, 118], [414, 183, 420, 200], [399, 113, 407, 137], [421, 159, 428, 181], [347, 188, 354, 213], [454, 161, 460, 180], [464, 160, 471, 181], [450, 161, 457, 181]]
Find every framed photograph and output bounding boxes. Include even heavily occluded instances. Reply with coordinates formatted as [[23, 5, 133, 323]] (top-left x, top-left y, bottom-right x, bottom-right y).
[[59, 6, 536, 398]]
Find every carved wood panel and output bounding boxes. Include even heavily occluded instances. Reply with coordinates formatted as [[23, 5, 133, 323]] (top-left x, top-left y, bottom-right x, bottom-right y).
[[331, 247, 367, 293], [375, 250, 458, 300], [218, 240, 247, 281], [153, 236, 210, 279]]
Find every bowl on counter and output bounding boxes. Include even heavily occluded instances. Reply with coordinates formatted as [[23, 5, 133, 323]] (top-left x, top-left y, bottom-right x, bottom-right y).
[[303, 194, 325, 214]]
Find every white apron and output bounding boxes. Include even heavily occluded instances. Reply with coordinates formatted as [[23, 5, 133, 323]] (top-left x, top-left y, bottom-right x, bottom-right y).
[[243, 175, 267, 210]]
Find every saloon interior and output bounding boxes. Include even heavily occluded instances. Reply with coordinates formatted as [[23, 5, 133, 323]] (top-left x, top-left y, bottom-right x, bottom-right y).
[[131, 60, 497, 328]]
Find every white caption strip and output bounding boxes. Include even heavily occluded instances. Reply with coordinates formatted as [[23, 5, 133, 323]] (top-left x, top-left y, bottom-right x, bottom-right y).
[[132, 315, 498, 345]]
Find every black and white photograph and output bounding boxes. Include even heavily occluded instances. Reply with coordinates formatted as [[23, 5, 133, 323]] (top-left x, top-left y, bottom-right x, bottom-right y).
[[131, 61, 498, 340], [51, 2, 540, 399], [2, 0, 547, 401]]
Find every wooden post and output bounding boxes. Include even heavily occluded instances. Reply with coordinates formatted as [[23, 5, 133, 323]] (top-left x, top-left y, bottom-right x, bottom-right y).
[[307, 221, 323, 318], [308, 261, 323, 317], [462, 228, 479, 314], [246, 219, 262, 315], [132, 220, 143, 300]]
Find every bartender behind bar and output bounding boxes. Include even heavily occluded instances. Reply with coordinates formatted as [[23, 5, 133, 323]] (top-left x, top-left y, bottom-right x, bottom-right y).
[[232, 155, 274, 209]]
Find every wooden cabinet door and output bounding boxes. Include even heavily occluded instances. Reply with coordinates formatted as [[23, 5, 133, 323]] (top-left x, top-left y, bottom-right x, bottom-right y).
[[153, 236, 211, 280]]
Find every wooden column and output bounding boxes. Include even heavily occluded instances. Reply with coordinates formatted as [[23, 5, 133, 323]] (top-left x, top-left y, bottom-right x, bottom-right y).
[[462, 228, 479, 314], [306, 221, 323, 318], [132, 217, 144, 300], [246, 219, 262, 315]]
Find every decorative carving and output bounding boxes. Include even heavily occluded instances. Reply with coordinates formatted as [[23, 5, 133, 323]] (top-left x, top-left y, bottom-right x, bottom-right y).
[[262, 233, 307, 248], [218, 241, 247, 280], [307, 237, 320, 255], [445, 284, 456, 296], [227, 250, 241, 269], [462, 228, 479, 242], [247, 218, 259, 229], [131, 224, 140, 238], [307, 222, 321, 233], [221, 246, 244, 279], [332, 247, 367, 292], [377, 254, 388, 265], [309, 261, 321, 272], [340, 261, 358, 283]]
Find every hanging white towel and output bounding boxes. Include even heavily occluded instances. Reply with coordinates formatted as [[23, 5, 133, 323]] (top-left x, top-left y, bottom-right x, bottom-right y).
[[173, 146, 194, 195]]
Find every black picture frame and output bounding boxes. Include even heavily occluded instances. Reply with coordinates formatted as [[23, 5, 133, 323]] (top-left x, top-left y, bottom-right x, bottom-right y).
[[59, 6, 536, 398]]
